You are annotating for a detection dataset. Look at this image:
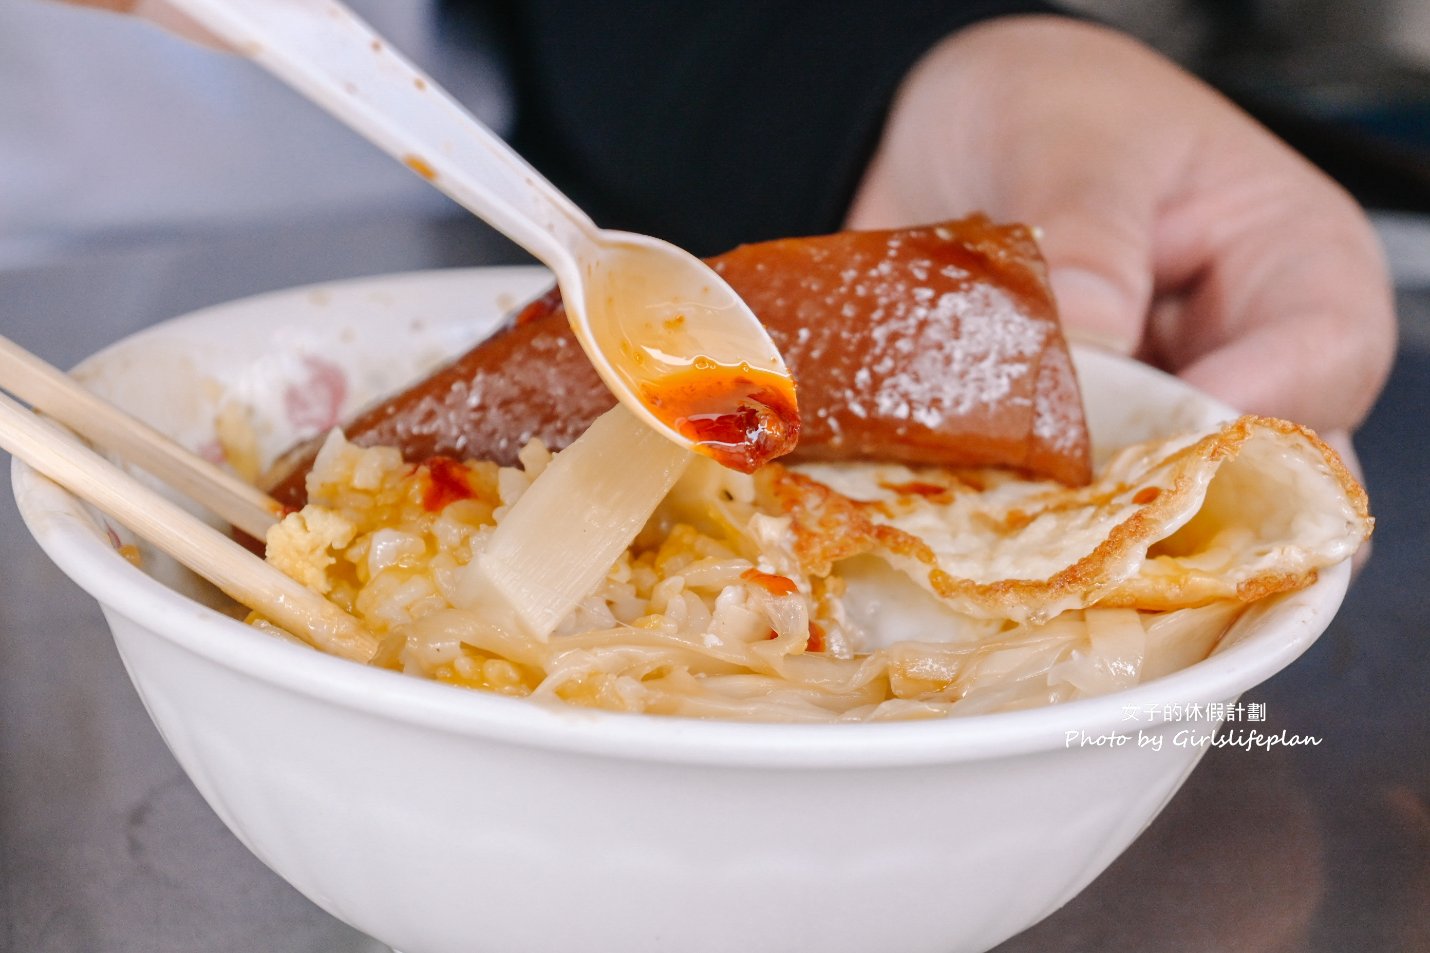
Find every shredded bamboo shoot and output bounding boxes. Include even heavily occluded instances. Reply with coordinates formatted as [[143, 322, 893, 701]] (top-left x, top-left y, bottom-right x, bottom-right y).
[[461, 404, 692, 639]]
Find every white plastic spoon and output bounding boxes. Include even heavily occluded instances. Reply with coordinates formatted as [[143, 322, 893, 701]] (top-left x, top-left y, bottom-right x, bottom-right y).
[[116, 0, 799, 471]]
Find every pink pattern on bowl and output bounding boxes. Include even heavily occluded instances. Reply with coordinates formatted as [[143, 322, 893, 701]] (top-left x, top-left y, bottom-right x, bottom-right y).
[[283, 355, 348, 433]]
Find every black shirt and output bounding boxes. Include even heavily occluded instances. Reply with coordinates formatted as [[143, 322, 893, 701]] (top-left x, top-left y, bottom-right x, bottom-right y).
[[443, 1, 1059, 255]]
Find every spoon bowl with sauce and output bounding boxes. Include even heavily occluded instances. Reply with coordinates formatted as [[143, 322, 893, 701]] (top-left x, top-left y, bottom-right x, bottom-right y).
[[121, 0, 798, 471], [582, 237, 800, 471]]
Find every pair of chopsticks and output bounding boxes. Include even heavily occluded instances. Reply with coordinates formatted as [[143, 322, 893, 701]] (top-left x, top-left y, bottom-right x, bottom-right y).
[[0, 336, 380, 663]]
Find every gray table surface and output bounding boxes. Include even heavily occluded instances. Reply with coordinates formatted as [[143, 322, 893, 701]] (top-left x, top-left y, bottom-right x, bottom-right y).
[[1, 211, 1426, 953]]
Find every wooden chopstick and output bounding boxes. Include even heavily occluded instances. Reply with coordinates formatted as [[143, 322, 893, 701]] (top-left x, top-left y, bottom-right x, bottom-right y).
[[0, 335, 282, 540], [0, 390, 379, 663]]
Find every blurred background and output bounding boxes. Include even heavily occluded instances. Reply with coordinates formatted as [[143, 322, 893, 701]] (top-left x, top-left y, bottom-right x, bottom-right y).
[[0, 0, 509, 269], [1, 0, 1426, 281]]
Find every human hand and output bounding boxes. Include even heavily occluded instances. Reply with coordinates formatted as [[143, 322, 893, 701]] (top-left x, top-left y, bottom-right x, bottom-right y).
[[846, 15, 1396, 439]]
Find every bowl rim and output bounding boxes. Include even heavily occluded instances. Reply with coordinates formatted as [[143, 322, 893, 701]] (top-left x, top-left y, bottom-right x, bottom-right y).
[[10, 266, 1352, 768]]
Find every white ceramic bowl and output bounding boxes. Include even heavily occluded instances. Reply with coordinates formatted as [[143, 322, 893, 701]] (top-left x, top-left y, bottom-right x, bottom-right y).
[[12, 268, 1351, 953]]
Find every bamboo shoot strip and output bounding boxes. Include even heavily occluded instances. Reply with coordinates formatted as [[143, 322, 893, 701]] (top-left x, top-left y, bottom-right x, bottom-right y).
[[0, 392, 378, 662], [464, 404, 692, 640], [0, 335, 281, 540]]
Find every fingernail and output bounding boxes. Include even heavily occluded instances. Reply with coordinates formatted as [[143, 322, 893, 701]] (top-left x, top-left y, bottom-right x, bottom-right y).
[[1049, 267, 1139, 355], [1063, 326, 1139, 354]]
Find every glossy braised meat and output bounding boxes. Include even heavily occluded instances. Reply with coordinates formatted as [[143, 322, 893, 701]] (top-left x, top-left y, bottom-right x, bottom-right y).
[[266, 215, 1090, 508]]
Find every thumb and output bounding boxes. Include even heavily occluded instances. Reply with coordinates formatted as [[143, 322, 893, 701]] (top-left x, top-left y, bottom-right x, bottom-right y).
[[1029, 192, 1157, 357]]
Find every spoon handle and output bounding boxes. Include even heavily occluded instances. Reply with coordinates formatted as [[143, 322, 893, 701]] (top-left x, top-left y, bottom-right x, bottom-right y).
[[145, 0, 594, 277]]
